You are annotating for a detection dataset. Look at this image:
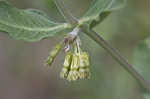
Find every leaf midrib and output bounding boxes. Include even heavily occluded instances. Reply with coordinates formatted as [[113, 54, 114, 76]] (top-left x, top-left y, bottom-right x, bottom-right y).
[[0, 20, 70, 32]]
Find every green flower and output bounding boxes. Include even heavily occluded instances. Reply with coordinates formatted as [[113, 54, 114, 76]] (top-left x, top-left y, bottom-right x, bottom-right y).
[[61, 50, 91, 81], [67, 53, 80, 81], [79, 52, 90, 79], [60, 52, 72, 78], [45, 27, 91, 81]]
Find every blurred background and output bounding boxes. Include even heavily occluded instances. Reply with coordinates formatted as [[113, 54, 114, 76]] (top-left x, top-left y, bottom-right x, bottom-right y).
[[0, 0, 150, 99]]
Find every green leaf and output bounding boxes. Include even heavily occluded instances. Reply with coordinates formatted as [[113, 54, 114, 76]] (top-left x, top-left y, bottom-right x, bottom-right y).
[[25, 9, 51, 19], [79, 0, 126, 28], [0, 1, 71, 42], [133, 37, 150, 92]]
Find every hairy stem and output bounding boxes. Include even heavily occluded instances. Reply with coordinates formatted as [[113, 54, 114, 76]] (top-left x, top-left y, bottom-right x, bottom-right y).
[[53, 0, 150, 92]]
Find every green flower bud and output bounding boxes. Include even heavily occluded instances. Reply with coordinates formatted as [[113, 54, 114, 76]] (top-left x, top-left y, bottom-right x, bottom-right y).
[[60, 52, 72, 79], [63, 52, 72, 68], [45, 43, 62, 67], [70, 54, 80, 70], [67, 54, 80, 81], [45, 57, 54, 66], [79, 52, 91, 79], [79, 52, 89, 68]]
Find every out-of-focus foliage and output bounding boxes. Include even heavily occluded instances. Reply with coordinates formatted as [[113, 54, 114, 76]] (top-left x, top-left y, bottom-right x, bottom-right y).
[[133, 37, 150, 92], [144, 93, 150, 99], [44, 0, 55, 7]]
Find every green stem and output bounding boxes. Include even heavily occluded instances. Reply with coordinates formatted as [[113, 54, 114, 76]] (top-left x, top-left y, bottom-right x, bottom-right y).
[[54, 0, 78, 26], [53, 0, 150, 92]]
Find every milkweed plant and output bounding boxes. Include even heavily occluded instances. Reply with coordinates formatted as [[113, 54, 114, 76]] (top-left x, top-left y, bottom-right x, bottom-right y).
[[1, 0, 150, 93]]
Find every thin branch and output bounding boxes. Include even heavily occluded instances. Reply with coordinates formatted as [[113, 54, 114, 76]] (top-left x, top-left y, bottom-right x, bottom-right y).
[[81, 27, 150, 92], [54, 0, 78, 26]]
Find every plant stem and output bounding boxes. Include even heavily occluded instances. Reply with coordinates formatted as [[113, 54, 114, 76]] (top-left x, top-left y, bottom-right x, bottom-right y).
[[81, 27, 150, 92], [53, 0, 150, 92], [54, 0, 78, 26]]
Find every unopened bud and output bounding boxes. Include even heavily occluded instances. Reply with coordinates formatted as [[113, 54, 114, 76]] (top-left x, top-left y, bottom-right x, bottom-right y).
[[45, 43, 62, 67]]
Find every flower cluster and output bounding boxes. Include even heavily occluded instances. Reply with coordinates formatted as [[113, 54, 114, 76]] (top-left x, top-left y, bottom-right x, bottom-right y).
[[45, 28, 90, 81], [60, 44, 90, 81]]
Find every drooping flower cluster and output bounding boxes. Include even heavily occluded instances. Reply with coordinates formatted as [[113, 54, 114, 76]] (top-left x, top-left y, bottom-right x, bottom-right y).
[[60, 41, 90, 81], [45, 27, 90, 81]]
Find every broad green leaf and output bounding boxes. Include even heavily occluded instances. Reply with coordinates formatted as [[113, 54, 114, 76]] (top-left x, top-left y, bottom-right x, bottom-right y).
[[133, 37, 150, 91], [79, 0, 126, 28], [0, 1, 71, 42]]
